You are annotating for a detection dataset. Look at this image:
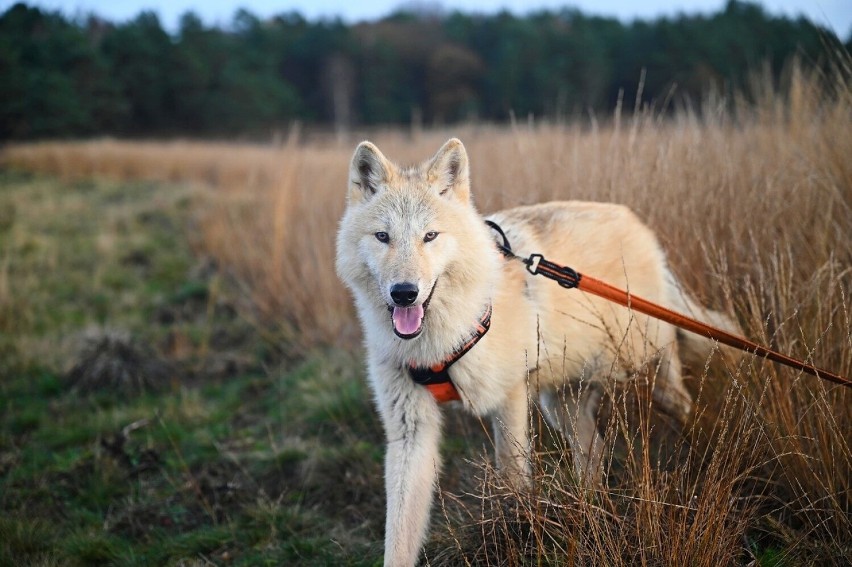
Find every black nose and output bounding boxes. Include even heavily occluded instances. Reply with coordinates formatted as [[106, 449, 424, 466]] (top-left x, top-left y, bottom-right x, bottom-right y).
[[390, 282, 419, 307]]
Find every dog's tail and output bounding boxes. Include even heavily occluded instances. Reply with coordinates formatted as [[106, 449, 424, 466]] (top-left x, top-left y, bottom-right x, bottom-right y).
[[665, 271, 743, 368]]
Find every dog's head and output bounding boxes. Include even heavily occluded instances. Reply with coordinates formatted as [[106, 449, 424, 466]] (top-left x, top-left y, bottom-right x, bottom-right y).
[[336, 138, 491, 340]]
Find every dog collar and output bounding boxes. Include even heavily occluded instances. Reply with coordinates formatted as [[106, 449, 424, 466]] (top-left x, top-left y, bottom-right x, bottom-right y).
[[407, 303, 492, 403]]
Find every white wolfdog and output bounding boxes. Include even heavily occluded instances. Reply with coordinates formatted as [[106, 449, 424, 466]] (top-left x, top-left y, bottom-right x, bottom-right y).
[[335, 138, 739, 566]]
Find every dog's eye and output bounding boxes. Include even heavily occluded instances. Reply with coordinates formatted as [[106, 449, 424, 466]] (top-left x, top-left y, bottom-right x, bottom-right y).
[[424, 231, 438, 243], [375, 232, 389, 243]]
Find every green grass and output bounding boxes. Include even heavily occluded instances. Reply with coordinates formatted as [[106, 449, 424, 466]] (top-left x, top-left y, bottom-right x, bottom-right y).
[[0, 171, 387, 565]]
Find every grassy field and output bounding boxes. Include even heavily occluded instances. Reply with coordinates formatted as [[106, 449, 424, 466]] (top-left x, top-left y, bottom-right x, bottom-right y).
[[1, 64, 850, 565], [0, 171, 392, 565]]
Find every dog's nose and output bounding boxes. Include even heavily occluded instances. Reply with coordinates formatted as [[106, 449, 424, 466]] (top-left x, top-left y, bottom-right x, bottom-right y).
[[390, 282, 419, 306]]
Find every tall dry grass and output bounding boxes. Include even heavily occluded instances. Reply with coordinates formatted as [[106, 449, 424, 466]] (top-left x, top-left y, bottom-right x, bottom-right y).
[[2, 61, 850, 562]]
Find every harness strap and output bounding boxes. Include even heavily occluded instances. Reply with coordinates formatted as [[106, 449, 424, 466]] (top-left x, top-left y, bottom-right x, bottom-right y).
[[408, 303, 492, 402]]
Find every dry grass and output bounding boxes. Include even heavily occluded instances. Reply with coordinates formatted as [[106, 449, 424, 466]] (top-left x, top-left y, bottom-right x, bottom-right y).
[[3, 60, 850, 563]]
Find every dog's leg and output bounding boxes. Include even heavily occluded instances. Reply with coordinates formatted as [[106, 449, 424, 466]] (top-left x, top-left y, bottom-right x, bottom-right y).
[[375, 377, 443, 567], [651, 344, 692, 422], [491, 379, 530, 485], [540, 383, 604, 482]]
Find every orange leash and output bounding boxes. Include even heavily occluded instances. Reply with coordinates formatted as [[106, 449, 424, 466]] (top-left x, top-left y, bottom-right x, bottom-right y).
[[485, 221, 851, 389]]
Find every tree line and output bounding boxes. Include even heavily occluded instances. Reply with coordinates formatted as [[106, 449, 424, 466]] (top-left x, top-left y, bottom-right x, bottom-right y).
[[0, 1, 846, 140]]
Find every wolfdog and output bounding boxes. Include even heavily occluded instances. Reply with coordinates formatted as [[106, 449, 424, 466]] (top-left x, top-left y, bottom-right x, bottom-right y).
[[335, 138, 739, 566]]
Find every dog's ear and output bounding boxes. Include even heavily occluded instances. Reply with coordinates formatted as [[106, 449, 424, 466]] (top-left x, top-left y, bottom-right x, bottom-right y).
[[349, 141, 391, 203], [427, 138, 470, 203]]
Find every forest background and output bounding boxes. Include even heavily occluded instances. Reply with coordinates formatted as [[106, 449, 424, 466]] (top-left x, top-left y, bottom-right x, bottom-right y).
[[1, 0, 849, 139]]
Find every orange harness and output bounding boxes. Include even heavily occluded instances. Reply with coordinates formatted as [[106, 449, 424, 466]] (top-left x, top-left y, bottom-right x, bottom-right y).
[[407, 304, 491, 402]]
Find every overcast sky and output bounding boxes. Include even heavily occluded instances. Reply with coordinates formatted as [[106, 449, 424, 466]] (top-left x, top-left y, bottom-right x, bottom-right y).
[[4, 1, 849, 39]]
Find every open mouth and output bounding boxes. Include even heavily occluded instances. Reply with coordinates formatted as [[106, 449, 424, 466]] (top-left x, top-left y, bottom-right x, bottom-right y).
[[388, 281, 436, 340]]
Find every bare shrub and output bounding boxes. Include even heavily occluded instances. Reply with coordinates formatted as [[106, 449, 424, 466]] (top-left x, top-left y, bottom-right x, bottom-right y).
[[67, 330, 174, 395]]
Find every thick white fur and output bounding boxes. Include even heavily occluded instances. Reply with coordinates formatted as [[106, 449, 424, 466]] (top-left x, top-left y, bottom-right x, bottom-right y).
[[335, 139, 739, 566]]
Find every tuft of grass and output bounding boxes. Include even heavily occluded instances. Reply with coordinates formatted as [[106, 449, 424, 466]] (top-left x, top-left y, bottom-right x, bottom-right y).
[[66, 331, 174, 395], [0, 517, 56, 561]]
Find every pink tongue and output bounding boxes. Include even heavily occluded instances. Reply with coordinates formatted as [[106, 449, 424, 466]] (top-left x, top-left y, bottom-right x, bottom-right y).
[[393, 305, 424, 335]]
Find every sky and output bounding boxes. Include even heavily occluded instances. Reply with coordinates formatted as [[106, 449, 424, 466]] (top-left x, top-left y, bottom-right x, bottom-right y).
[[3, 0, 850, 39]]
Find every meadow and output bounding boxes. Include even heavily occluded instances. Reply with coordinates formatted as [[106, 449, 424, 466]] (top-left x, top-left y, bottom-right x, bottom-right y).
[[1, 63, 850, 565]]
